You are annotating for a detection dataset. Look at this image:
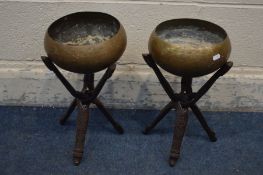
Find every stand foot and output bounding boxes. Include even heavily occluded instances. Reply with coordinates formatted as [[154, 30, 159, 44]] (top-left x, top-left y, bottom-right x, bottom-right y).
[[73, 102, 90, 165], [73, 149, 83, 166], [190, 104, 217, 142], [169, 107, 188, 167], [60, 98, 78, 125], [142, 127, 151, 135], [169, 153, 179, 167], [143, 101, 174, 135], [94, 99, 124, 134], [208, 131, 217, 142], [73, 159, 81, 166]]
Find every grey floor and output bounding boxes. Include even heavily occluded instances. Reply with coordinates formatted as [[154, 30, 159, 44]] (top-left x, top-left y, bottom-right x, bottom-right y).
[[0, 106, 262, 175]]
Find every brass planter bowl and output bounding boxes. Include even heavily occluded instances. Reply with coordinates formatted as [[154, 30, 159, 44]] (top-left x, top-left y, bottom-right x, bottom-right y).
[[148, 19, 231, 77], [44, 12, 127, 73]]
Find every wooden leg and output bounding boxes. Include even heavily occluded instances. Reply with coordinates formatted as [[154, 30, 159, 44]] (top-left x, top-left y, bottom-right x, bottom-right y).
[[169, 108, 188, 167], [190, 104, 217, 142], [73, 102, 90, 166], [143, 101, 174, 134], [93, 99, 124, 134], [60, 74, 90, 125], [60, 98, 78, 125]]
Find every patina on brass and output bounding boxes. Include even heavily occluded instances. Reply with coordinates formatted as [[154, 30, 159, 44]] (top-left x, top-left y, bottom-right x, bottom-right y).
[[149, 18, 231, 77], [44, 12, 127, 73]]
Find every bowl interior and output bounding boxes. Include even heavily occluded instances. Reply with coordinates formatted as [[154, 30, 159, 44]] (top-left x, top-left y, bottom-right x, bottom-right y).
[[48, 12, 120, 45], [155, 19, 227, 46]]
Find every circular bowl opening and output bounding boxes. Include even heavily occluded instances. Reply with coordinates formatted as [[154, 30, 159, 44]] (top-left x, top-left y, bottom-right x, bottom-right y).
[[149, 18, 231, 77], [47, 12, 121, 46], [155, 18, 227, 46]]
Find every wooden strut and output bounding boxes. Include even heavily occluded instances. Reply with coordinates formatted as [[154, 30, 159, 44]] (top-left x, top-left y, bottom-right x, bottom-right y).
[[41, 56, 124, 166], [142, 54, 233, 167]]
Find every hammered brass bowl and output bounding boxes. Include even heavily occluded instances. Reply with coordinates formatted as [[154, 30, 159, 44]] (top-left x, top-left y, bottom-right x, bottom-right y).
[[148, 19, 231, 77], [44, 12, 127, 73]]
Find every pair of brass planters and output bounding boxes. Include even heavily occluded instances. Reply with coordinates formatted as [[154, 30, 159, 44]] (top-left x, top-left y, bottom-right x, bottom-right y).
[[44, 11, 232, 167], [44, 12, 231, 76]]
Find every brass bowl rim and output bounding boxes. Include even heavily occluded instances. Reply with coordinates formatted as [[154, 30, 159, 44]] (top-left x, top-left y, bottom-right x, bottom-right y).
[[45, 24, 125, 49], [152, 18, 229, 45], [47, 11, 122, 46]]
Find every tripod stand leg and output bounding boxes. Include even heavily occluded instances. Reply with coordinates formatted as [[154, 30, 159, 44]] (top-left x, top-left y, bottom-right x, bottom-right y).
[[93, 99, 124, 134], [190, 104, 217, 142], [143, 101, 174, 134], [73, 102, 90, 166], [169, 108, 188, 167], [59, 98, 78, 125]]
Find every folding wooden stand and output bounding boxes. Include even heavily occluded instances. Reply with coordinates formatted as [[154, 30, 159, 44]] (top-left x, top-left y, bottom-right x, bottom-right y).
[[142, 54, 233, 166], [41, 56, 124, 165]]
